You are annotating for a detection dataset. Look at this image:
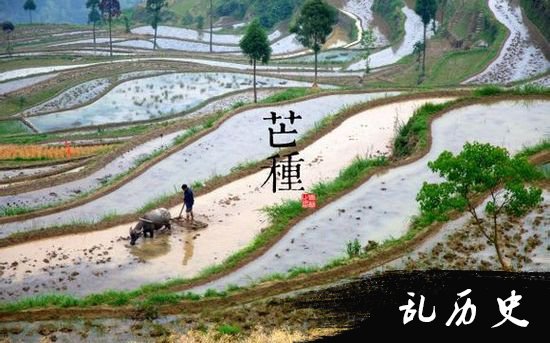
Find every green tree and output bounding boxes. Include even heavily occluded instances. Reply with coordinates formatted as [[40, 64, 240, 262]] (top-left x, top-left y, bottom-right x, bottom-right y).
[[412, 40, 424, 71], [239, 19, 272, 103], [23, 0, 37, 24], [196, 15, 205, 40], [361, 28, 375, 75], [99, 0, 121, 57], [209, 0, 213, 52], [86, 0, 101, 53], [291, 0, 338, 85], [146, 0, 167, 50], [415, 0, 437, 79], [123, 15, 131, 33], [416, 142, 543, 271], [2, 21, 15, 56], [196, 15, 204, 30]]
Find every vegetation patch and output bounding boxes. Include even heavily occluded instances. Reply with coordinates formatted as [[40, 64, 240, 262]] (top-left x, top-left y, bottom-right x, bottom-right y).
[[0, 120, 31, 136], [372, 0, 405, 43]]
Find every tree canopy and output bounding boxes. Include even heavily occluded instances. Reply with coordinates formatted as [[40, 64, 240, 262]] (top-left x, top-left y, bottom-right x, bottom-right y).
[[99, 0, 121, 18], [86, 0, 101, 24], [240, 19, 272, 65], [290, 0, 338, 53], [417, 142, 543, 270], [240, 19, 272, 103], [415, 0, 437, 26], [2, 21, 14, 33], [23, 0, 36, 11]]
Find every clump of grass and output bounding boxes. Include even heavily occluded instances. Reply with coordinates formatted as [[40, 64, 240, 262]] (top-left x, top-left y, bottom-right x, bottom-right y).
[[346, 238, 362, 258], [260, 88, 309, 104], [311, 157, 387, 203], [393, 102, 451, 157], [230, 159, 258, 173], [203, 289, 227, 298], [173, 126, 200, 145], [217, 324, 241, 335], [516, 139, 550, 159], [0, 205, 33, 217], [513, 84, 548, 95], [230, 100, 247, 109], [473, 85, 503, 96], [101, 210, 118, 222]]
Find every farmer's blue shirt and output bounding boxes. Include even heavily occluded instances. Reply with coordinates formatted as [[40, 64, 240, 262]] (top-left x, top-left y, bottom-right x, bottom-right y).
[[184, 188, 194, 207]]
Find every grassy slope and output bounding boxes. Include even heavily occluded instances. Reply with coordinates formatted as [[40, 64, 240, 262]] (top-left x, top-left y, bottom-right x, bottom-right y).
[[0, 120, 31, 136], [372, 0, 406, 43], [520, 0, 550, 42], [366, 0, 508, 86]]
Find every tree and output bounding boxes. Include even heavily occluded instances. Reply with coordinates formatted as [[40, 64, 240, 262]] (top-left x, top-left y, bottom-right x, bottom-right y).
[[209, 0, 213, 52], [412, 41, 424, 71], [2, 21, 15, 56], [196, 15, 204, 30], [415, 0, 437, 79], [23, 0, 37, 24], [291, 0, 338, 86], [86, 0, 101, 53], [239, 19, 272, 103], [416, 142, 543, 271], [146, 0, 167, 50], [123, 15, 131, 33], [196, 15, 205, 40], [361, 28, 375, 75], [99, 0, 121, 57]]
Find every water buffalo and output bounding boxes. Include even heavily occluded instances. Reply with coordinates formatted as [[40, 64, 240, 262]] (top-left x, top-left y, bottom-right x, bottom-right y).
[[129, 208, 172, 245]]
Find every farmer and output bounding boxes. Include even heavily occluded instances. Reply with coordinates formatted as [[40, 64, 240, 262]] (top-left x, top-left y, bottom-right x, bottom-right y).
[[179, 184, 194, 222]]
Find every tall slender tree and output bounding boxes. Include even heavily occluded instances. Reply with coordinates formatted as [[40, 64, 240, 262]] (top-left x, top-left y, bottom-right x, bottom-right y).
[[2, 21, 15, 56], [361, 28, 375, 75], [291, 0, 337, 86], [23, 0, 37, 24], [99, 0, 121, 57], [209, 0, 213, 53], [415, 0, 437, 78], [86, 0, 101, 53], [146, 0, 167, 50], [239, 19, 272, 103]]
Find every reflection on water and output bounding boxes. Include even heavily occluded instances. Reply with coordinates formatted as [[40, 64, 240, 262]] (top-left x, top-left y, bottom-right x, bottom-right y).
[[129, 232, 172, 261], [127, 225, 201, 266]]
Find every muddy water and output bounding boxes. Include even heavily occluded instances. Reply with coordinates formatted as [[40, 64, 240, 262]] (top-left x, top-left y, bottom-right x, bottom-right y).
[[28, 73, 330, 132], [0, 162, 78, 181], [0, 74, 58, 95], [0, 95, 431, 299], [0, 57, 356, 84], [0, 92, 396, 239], [0, 90, 275, 210], [195, 100, 550, 292], [378, 190, 550, 272]]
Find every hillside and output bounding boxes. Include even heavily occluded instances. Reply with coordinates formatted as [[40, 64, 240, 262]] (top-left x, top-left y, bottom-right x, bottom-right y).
[[0, 0, 142, 24]]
